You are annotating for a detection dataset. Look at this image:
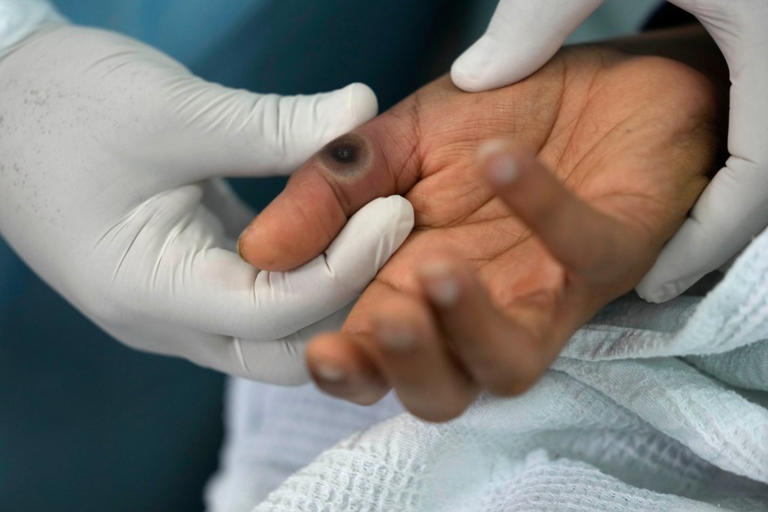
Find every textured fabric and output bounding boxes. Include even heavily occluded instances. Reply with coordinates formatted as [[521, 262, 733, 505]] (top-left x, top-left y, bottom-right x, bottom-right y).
[[250, 224, 768, 511], [205, 380, 404, 511]]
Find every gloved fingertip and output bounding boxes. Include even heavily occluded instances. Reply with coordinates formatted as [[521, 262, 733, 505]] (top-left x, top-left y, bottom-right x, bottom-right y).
[[635, 279, 686, 304], [343, 82, 378, 125], [314, 83, 378, 139], [325, 196, 414, 275], [451, 40, 496, 93], [377, 195, 415, 230], [374, 195, 415, 257]]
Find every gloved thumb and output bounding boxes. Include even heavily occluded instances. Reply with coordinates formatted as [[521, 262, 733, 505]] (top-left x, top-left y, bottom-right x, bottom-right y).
[[452, 0, 603, 92], [154, 79, 378, 183]]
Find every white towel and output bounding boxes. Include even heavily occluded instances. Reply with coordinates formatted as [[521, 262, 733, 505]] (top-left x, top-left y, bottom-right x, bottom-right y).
[[210, 224, 768, 511], [204, 380, 404, 511]]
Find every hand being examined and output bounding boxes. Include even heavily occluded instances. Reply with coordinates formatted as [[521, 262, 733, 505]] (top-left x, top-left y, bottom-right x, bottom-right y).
[[238, 42, 721, 421]]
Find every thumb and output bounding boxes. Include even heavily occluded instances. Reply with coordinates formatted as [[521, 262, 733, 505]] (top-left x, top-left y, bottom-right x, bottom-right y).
[[451, 0, 603, 92], [237, 104, 422, 271], [158, 80, 378, 182]]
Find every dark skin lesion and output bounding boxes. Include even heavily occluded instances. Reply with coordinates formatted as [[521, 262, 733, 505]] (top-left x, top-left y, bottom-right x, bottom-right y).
[[319, 133, 371, 176]]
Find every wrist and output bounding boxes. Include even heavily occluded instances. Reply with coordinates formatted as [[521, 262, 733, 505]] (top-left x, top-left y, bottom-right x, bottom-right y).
[[0, 0, 67, 57]]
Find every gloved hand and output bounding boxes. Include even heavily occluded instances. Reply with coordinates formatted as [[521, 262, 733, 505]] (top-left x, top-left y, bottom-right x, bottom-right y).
[[0, 5, 413, 384], [452, 0, 768, 303]]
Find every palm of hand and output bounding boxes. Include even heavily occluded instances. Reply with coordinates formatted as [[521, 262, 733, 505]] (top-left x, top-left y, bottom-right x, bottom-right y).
[[345, 47, 717, 347]]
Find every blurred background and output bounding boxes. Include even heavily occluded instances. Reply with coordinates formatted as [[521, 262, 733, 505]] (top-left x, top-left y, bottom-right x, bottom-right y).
[[0, 1, 659, 510]]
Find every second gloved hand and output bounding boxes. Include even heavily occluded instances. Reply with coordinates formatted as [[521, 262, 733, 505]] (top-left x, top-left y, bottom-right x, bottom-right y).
[[452, 0, 768, 303], [0, 23, 413, 384]]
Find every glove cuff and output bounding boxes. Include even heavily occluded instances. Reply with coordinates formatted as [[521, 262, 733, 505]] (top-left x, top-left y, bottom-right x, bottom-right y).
[[0, 0, 67, 57]]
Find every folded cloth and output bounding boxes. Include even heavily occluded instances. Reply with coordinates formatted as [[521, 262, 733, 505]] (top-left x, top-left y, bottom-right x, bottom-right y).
[[251, 224, 768, 512]]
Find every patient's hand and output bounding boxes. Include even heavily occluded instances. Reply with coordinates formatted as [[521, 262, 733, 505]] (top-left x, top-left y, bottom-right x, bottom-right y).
[[239, 44, 720, 420]]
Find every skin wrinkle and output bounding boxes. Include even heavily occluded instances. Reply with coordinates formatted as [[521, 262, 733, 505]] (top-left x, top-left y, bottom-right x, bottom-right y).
[[534, 57, 570, 162], [547, 56, 609, 181], [375, 134, 396, 200], [300, 171, 348, 244], [419, 180, 494, 228], [322, 164, 359, 216], [382, 104, 422, 194], [553, 55, 710, 208]]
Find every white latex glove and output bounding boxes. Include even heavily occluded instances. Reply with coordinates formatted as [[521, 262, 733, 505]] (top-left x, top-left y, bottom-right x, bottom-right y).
[[452, 0, 768, 303], [0, 11, 414, 384]]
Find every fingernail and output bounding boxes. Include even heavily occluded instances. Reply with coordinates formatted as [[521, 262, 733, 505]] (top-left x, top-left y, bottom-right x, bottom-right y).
[[421, 262, 460, 307], [477, 140, 519, 185], [487, 155, 518, 185], [377, 324, 416, 352], [313, 361, 346, 383], [476, 139, 508, 161]]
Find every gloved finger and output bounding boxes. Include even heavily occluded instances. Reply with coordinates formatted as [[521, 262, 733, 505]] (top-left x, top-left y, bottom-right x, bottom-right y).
[[158, 81, 378, 183], [451, 0, 603, 92], [115, 189, 412, 341], [238, 109, 422, 271], [232, 305, 353, 384], [201, 179, 255, 240], [637, 0, 768, 302], [479, 140, 636, 282], [208, 195, 412, 340], [105, 317, 312, 384]]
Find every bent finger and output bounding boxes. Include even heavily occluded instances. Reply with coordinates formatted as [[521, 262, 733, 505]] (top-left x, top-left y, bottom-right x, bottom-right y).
[[417, 256, 556, 396], [368, 290, 478, 422]]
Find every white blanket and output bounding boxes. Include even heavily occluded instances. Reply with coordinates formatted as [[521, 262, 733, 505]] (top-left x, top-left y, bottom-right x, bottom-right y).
[[212, 225, 768, 511]]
